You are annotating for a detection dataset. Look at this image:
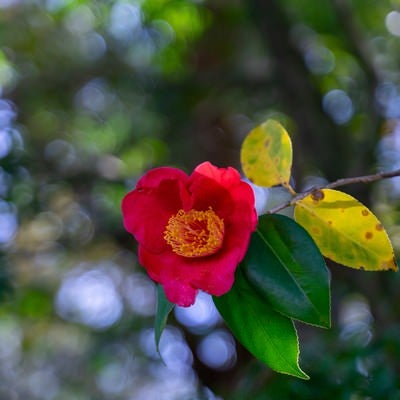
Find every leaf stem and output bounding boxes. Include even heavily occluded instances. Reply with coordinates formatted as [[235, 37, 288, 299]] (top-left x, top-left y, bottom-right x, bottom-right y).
[[283, 181, 297, 196], [267, 168, 400, 214]]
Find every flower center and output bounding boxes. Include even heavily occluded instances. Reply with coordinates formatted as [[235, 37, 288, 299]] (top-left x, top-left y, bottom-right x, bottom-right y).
[[164, 208, 225, 258]]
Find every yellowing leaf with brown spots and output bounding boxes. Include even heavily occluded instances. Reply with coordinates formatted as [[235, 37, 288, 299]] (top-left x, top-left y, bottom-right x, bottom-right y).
[[241, 119, 293, 188], [294, 189, 398, 272]]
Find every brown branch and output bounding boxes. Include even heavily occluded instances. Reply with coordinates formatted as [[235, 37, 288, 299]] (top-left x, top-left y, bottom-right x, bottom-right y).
[[326, 169, 400, 188], [267, 169, 400, 214]]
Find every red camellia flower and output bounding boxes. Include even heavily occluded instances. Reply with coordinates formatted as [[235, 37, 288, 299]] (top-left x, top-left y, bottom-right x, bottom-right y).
[[121, 161, 257, 307]]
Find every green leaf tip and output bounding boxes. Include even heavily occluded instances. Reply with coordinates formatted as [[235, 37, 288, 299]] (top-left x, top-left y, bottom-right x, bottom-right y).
[[155, 285, 174, 353], [214, 268, 309, 379]]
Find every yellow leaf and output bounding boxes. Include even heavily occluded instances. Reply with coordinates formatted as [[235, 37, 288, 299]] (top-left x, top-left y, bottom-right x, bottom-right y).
[[294, 189, 398, 271], [240, 119, 293, 188]]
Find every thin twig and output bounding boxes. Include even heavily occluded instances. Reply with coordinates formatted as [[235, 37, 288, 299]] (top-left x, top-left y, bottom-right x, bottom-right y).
[[326, 169, 400, 188], [267, 169, 400, 214]]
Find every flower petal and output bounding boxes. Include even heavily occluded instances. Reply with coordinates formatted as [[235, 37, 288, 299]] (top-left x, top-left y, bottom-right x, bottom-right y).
[[190, 162, 257, 229], [122, 167, 191, 253], [194, 161, 242, 188], [139, 244, 241, 302], [162, 280, 198, 307], [123, 162, 258, 306]]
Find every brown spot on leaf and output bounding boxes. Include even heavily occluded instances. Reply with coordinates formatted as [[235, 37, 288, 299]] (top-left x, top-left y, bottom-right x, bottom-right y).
[[381, 261, 390, 270], [359, 265, 365, 270], [312, 227, 321, 235], [264, 139, 270, 148], [361, 209, 369, 216], [311, 189, 324, 202], [380, 257, 398, 271], [328, 220, 333, 225], [376, 223, 383, 231], [365, 231, 373, 240]]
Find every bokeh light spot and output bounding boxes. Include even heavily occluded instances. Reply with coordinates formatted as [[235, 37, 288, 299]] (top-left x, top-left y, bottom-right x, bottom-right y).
[[64, 5, 95, 35], [339, 294, 373, 347], [123, 273, 156, 317], [304, 45, 335, 75], [197, 329, 236, 370], [0, 129, 12, 159], [322, 89, 353, 125], [0, 200, 18, 245], [109, 2, 142, 42], [174, 291, 220, 334], [385, 11, 400, 37], [55, 265, 123, 329], [0, 99, 16, 127]]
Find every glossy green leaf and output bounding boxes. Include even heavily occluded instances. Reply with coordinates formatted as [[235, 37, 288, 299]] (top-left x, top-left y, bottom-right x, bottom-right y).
[[243, 214, 331, 328], [240, 119, 293, 188], [213, 269, 309, 379], [294, 189, 398, 271], [155, 285, 174, 352]]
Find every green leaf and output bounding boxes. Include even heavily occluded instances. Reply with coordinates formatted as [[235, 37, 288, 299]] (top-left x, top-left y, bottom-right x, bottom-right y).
[[243, 214, 331, 328], [155, 285, 175, 352], [294, 189, 398, 271], [240, 119, 293, 188], [213, 269, 309, 379]]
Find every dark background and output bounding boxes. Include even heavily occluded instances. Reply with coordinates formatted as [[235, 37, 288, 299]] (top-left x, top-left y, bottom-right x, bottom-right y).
[[1, 0, 400, 398]]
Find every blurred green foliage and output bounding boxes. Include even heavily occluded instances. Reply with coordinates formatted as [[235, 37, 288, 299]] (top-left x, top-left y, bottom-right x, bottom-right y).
[[0, 0, 400, 398]]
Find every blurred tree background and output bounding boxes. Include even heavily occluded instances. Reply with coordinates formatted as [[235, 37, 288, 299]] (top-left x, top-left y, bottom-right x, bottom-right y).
[[1, 0, 400, 398]]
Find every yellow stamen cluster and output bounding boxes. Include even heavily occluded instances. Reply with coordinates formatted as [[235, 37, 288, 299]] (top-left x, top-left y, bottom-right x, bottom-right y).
[[164, 208, 225, 258]]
